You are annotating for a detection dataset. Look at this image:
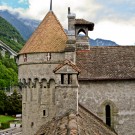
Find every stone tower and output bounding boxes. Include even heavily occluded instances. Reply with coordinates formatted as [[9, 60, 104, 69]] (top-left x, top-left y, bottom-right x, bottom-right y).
[[18, 10, 80, 135]]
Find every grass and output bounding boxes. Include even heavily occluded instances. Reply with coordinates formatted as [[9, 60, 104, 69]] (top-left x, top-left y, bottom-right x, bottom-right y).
[[0, 115, 15, 123]]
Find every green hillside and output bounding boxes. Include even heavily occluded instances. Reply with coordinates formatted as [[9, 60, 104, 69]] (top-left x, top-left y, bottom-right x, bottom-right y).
[[0, 52, 18, 90], [0, 16, 25, 52]]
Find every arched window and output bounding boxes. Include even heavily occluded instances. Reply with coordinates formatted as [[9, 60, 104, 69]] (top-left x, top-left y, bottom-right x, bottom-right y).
[[106, 105, 111, 127], [77, 29, 86, 37], [98, 100, 118, 129]]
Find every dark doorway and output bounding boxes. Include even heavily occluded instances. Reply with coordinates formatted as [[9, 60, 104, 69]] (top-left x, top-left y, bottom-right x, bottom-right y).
[[106, 105, 111, 127]]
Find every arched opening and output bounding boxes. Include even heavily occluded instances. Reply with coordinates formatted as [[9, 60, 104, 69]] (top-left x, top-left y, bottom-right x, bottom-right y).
[[106, 105, 111, 127], [77, 29, 86, 37], [98, 100, 118, 129]]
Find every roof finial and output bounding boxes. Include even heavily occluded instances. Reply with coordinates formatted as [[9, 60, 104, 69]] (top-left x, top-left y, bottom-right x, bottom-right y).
[[68, 7, 71, 14], [50, 0, 52, 11]]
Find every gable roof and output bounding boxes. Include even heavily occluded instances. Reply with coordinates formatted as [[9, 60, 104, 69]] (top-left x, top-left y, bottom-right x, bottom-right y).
[[76, 46, 135, 80], [53, 59, 81, 73], [19, 11, 67, 54], [35, 104, 117, 135]]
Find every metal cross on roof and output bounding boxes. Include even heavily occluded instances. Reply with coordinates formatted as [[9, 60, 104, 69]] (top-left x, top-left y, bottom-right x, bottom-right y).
[[50, 0, 52, 11]]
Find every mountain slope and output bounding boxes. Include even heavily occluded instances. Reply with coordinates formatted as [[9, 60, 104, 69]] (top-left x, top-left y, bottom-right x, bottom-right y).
[[0, 16, 25, 52], [90, 38, 118, 46], [0, 10, 118, 46], [0, 10, 40, 40]]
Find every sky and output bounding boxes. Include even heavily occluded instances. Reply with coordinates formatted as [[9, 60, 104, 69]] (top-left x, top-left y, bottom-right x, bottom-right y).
[[0, 0, 135, 45]]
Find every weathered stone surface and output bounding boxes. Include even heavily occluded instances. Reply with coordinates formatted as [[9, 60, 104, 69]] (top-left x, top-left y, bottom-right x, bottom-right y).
[[79, 80, 135, 135]]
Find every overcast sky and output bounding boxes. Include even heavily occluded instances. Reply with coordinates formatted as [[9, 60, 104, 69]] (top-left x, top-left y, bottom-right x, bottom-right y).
[[0, 0, 135, 45]]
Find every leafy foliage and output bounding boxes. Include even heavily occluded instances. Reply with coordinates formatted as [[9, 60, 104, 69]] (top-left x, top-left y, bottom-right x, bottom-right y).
[[0, 53, 18, 90], [0, 90, 22, 115], [0, 16, 25, 52], [0, 91, 8, 114]]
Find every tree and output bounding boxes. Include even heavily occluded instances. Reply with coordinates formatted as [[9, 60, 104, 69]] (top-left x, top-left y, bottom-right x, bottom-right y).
[[0, 91, 8, 115], [0, 90, 22, 115], [8, 90, 22, 115]]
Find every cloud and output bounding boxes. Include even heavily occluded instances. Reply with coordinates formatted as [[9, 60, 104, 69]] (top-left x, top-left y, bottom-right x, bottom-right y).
[[91, 21, 135, 45], [0, 0, 135, 45]]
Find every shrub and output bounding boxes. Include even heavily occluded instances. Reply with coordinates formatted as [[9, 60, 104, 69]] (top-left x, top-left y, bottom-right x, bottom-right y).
[[1, 122, 10, 129]]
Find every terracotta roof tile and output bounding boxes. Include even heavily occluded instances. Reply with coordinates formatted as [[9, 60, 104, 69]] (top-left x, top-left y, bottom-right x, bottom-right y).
[[35, 104, 117, 135], [76, 46, 135, 80], [19, 11, 68, 54]]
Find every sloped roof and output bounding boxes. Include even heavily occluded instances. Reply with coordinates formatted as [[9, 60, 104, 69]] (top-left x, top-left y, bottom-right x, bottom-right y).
[[76, 46, 135, 80], [19, 11, 67, 54], [75, 19, 94, 31], [53, 59, 81, 73], [35, 104, 117, 135]]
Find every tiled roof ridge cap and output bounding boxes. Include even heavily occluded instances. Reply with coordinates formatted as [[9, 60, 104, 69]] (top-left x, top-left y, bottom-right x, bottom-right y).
[[35, 110, 77, 135], [53, 59, 81, 73]]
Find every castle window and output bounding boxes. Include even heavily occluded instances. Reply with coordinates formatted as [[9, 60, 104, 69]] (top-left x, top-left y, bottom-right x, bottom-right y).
[[43, 110, 46, 116], [68, 74, 72, 84], [23, 54, 27, 62], [61, 74, 72, 84], [98, 100, 118, 129], [61, 74, 65, 84], [46, 53, 51, 61], [106, 105, 111, 127], [31, 122, 34, 127]]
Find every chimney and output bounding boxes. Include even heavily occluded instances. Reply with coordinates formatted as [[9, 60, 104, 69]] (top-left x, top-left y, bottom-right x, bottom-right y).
[[67, 7, 76, 32]]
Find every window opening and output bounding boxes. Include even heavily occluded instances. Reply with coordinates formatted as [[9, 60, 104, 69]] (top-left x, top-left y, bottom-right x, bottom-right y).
[[61, 74, 65, 84], [31, 122, 34, 127], [23, 54, 27, 62], [43, 110, 46, 116], [106, 105, 111, 127], [77, 29, 86, 37], [68, 74, 72, 84]]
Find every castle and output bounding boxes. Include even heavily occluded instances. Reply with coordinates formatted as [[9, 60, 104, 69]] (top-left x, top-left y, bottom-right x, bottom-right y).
[[18, 5, 135, 135]]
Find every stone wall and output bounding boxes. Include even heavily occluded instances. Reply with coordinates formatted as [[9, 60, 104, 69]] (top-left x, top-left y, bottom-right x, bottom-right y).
[[19, 53, 64, 135], [79, 80, 135, 135], [19, 52, 78, 135]]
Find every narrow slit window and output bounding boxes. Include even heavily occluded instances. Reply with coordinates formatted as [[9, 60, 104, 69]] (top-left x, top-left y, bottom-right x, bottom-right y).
[[61, 74, 65, 84], [23, 54, 27, 62], [68, 74, 72, 84], [43, 110, 46, 116], [106, 105, 111, 127]]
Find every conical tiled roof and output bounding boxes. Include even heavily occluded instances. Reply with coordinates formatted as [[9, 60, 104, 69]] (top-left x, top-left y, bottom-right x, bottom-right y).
[[19, 11, 67, 54]]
